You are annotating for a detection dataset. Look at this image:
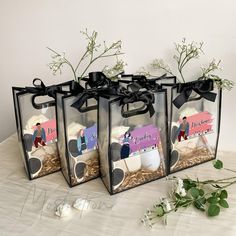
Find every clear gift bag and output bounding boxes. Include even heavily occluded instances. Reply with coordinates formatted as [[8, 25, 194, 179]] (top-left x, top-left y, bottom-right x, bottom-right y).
[[56, 72, 111, 187], [12, 79, 70, 179], [169, 79, 222, 173], [98, 86, 168, 194]]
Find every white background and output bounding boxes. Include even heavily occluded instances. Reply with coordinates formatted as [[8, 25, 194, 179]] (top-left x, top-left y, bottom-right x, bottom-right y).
[[0, 0, 235, 151]]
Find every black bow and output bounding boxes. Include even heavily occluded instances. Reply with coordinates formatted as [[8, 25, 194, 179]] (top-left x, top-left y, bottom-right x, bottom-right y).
[[71, 72, 155, 117], [71, 88, 99, 112], [71, 72, 119, 112], [71, 83, 120, 112], [25, 78, 69, 109], [119, 74, 167, 91], [119, 89, 155, 118], [25, 78, 63, 99], [173, 79, 217, 109]]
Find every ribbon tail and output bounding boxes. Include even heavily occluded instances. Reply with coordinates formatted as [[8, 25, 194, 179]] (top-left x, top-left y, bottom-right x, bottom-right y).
[[148, 103, 155, 117], [71, 93, 89, 110], [200, 92, 217, 102], [173, 93, 189, 109]]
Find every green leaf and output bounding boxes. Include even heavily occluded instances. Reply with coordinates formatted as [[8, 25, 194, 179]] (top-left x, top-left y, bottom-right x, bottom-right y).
[[213, 160, 223, 169], [219, 199, 229, 208], [199, 189, 204, 196], [155, 206, 164, 217], [220, 190, 228, 199], [207, 197, 218, 204], [208, 204, 220, 217], [190, 187, 200, 199], [175, 192, 181, 199], [183, 179, 196, 191], [198, 197, 206, 204], [194, 199, 205, 211]]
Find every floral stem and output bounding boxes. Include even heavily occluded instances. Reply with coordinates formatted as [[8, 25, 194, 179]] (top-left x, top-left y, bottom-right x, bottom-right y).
[[74, 49, 90, 73], [224, 168, 236, 173], [47, 47, 61, 56], [198, 176, 236, 184], [218, 179, 236, 189], [79, 51, 123, 79]]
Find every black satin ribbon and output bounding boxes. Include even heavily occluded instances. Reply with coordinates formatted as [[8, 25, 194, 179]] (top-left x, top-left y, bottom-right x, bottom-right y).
[[71, 72, 118, 112], [87, 72, 111, 88], [71, 88, 100, 112], [119, 88, 155, 118], [71, 82, 121, 112], [70, 80, 85, 96], [119, 74, 167, 91], [71, 72, 155, 117], [173, 79, 217, 109], [25, 78, 70, 109], [25, 78, 63, 99]]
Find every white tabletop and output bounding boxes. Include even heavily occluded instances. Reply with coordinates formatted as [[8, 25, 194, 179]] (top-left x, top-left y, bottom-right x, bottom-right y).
[[0, 134, 236, 236]]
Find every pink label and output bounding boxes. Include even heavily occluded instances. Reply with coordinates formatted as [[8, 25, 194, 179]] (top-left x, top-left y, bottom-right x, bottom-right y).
[[32, 119, 57, 142], [178, 112, 214, 138]]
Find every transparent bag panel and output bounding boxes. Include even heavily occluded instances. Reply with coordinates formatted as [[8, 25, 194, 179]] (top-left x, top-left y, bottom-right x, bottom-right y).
[[98, 96, 111, 192], [13, 89, 29, 176], [63, 95, 99, 186], [56, 93, 69, 183], [17, 93, 60, 179], [109, 92, 167, 193], [170, 87, 221, 173]]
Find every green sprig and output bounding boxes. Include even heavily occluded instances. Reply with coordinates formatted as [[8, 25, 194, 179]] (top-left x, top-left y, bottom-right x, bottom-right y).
[[138, 38, 234, 90], [48, 29, 125, 83], [142, 160, 236, 228]]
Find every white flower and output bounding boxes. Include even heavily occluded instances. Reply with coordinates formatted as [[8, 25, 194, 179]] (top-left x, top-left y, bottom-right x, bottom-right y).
[[175, 177, 187, 197], [177, 177, 184, 188], [55, 203, 72, 217], [73, 198, 90, 211], [162, 199, 172, 212]]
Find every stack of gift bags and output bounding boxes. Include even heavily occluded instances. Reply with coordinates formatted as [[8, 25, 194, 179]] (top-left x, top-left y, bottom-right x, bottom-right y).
[[12, 71, 221, 194]]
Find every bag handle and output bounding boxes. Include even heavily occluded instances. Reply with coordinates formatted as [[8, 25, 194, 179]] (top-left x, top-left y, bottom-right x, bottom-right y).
[[25, 78, 68, 109]]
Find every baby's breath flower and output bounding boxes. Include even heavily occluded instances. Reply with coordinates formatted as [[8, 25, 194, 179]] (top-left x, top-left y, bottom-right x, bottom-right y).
[[142, 160, 236, 228], [174, 177, 187, 197], [48, 29, 124, 82], [163, 199, 172, 212]]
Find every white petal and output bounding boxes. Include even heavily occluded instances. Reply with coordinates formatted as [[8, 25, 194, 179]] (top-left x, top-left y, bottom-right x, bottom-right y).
[[55, 203, 72, 217], [73, 198, 90, 211]]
